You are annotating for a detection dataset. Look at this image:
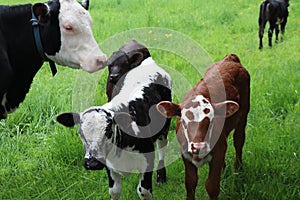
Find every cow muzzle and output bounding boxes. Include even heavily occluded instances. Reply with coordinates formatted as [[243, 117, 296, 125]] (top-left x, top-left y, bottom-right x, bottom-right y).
[[84, 157, 105, 170], [190, 142, 210, 157], [97, 55, 107, 70]]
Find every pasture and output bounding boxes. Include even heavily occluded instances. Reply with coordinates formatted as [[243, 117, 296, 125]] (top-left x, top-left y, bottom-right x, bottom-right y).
[[0, 0, 299, 199]]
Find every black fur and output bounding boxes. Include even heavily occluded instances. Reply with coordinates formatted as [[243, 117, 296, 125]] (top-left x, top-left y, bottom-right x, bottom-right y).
[[0, 1, 61, 119], [258, 0, 289, 49]]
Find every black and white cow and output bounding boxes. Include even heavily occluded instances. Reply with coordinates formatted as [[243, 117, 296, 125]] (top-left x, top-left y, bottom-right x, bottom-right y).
[[258, 0, 289, 49], [57, 57, 172, 200], [0, 0, 106, 119]]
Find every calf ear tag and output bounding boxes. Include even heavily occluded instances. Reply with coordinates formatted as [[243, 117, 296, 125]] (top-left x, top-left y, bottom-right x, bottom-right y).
[[57, 112, 80, 127]]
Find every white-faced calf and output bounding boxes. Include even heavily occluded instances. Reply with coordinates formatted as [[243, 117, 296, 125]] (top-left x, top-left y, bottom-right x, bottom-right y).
[[57, 56, 172, 200], [157, 54, 250, 200]]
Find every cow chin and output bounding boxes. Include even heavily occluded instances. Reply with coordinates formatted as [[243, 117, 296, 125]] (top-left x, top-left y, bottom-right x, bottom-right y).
[[46, 53, 106, 73]]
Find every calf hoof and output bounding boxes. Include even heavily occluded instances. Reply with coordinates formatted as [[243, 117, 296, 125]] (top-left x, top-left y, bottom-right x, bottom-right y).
[[156, 167, 167, 184], [275, 39, 279, 43], [234, 160, 243, 170]]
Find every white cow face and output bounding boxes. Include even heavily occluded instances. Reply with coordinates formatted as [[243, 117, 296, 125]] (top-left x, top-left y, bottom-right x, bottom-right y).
[[45, 0, 106, 72], [57, 107, 114, 170]]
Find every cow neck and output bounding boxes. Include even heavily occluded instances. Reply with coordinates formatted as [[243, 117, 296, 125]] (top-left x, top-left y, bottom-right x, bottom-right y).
[[30, 9, 57, 76]]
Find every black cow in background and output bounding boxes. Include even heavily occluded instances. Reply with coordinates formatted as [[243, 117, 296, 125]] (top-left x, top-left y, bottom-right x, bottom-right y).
[[258, 0, 289, 49]]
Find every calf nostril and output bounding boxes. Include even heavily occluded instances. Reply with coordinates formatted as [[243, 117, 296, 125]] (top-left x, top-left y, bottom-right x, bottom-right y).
[[84, 157, 105, 170], [191, 142, 208, 154], [109, 74, 120, 83]]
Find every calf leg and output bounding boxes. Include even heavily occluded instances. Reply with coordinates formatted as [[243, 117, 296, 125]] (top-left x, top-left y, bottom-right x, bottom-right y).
[[156, 134, 168, 184], [233, 121, 246, 169], [107, 168, 122, 200], [183, 157, 198, 200], [137, 172, 153, 200], [137, 151, 155, 200], [205, 136, 227, 200]]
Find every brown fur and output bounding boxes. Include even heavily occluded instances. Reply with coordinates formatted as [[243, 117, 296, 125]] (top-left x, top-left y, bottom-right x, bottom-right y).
[[157, 54, 250, 199]]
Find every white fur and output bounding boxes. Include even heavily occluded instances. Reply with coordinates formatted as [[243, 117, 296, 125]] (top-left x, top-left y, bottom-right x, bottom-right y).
[[183, 152, 212, 168], [109, 171, 122, 200], [137, 176, 152, 200], [103, 57, 172, 111], [80, 108, 110, 160], [181, 95, 214, 157], [46, 0, 105, 72], [106, 146, 148, 176]]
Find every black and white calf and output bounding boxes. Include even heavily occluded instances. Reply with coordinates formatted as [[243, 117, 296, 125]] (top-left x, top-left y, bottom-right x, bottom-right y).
[[0, 0, 106, 119], [57, 57, 172, 200]]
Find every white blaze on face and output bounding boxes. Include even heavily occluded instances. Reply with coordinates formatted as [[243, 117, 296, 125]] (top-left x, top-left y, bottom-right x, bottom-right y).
[[47, 0, 106, 73], [181, 95, 214, 155], [80, 107, 111, 160]]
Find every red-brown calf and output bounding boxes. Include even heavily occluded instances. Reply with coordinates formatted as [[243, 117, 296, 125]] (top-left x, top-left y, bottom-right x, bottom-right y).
[[157, 54, 250, 200]]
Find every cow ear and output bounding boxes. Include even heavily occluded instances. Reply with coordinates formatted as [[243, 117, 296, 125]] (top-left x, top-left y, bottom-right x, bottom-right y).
[[33, 3, 50, 24], [56, 112, 80, 127], [156, 101, 181, 118], [128, 52, 144, 68], [80, 0, 89, 10], [213, 101, 239, 118]]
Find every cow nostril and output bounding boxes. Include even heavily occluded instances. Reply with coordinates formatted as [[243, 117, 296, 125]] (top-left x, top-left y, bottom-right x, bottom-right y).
[[97, 55, 107, 69]]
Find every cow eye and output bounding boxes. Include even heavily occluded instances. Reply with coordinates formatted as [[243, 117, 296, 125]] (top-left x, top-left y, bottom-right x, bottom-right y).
[[64, 25, 73, 31], [63, 23, 74, 32]]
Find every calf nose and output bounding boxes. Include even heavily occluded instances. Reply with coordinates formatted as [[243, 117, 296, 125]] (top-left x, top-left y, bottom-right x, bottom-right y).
[[84, 157, 105, 170], [191, 142, 209, 155], [109, 74, 120, 83], [97, 55, 107, 70]]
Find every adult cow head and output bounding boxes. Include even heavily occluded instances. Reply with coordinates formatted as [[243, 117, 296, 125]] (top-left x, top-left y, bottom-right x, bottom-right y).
[[157, 96, 239, 166], [33, 0, 106, 72]]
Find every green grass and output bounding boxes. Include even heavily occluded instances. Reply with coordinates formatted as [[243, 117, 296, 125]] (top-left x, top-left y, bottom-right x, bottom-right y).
[[1, 0, 299, 199]]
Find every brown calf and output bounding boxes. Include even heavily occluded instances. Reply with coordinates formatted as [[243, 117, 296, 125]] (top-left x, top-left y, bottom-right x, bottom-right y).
[[157, 54, 250, 200]]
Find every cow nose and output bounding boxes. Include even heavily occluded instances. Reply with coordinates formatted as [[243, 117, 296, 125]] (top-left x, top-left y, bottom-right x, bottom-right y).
[[97, 55, 107, 70], [84, 157, 105, 170], [109, 74, 120, 83], [191, 142, 209, 154]]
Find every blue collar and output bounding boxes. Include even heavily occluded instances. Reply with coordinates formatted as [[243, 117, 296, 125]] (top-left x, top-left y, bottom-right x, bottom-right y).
[[30, 11, 57, 76]]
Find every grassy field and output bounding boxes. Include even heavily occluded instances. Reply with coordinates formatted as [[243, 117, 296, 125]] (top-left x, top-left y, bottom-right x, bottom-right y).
[[1, 0, 299, 199]]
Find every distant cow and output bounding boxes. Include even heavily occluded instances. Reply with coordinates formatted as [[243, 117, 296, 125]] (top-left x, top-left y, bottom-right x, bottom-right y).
[[0, 0, 106, 119], [106, 39, 150, 101], [157, 54, 250, 200], [57, 56, 172, 199], [258, 0, 289, 49]]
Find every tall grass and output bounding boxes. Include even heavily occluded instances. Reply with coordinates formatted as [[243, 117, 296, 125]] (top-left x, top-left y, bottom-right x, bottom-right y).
[[0, 0, 299, 199]]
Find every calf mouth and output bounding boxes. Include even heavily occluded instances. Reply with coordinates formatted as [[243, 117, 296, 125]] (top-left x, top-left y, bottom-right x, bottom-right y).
[[84, 157, 106, 170]]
